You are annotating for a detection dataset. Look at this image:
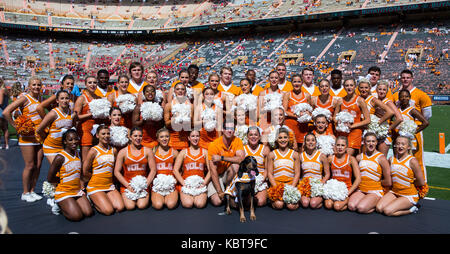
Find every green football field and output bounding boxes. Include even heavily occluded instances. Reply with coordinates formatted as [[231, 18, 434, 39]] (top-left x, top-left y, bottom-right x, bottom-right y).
[[3, 105, 450, 200]]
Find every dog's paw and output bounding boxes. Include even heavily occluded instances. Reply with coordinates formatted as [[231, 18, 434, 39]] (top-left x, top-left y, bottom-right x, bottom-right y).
[[250, 214, 256, 221], [240, 216, 247, 223], [225, 207, 232, 215]]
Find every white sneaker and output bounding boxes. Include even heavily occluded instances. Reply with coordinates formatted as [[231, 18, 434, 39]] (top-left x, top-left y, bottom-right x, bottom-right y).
[[409, 205, 419, 214], [30, 192, 43, 201], [21, 193, 37, 202]]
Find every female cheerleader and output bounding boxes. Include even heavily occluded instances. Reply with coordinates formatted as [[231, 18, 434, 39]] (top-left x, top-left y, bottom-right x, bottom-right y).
[[261, 107, 297, 151], [258, 71, 282, 130], [114, 127, 157, 210], [207, 73, 228, 111], [36, 90, 73, 164], [324, 136, 361, 211], [231, 78, 258, 125], [164, 82, 193, 151], [348, 132, 391, 214], [173, 130, 210, 208], [282, 74, 312, 151], [375, 81, 403, 155], [108, 107, 130, 150], [195, 87, 222, 150], [167, 69, 191, 104], [0, 78, 10, 150], [47, 129, 93, 221], [151, 128, 179, 210], [244, 126, 270, 207], [82, 125, 125, 215], [132, 85, 165, 149], [36, 74, 76, 119], [73, 76, 103, 160], [299, 132, 330, 209], [333, 78, 371, 156], [376, 136, 425, 216], [107, 75, 136, 129], [266, 127, 301, 210], [311, 79, 340, 133], [2, 76, 44, 202]]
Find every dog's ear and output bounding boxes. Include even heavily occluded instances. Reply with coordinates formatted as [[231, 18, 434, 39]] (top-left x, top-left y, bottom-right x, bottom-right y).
[[238, 163, 245, 178]]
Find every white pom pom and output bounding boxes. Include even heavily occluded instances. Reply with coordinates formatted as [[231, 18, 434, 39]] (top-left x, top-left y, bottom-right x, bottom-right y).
[[312, 107, 332, 121], [141, 101, 163, 121], [234, 125, 249, 145], [110, 126, 129, 147], [171, 103, 191, 124], [42, 181, 55, 198], [263, 93, 283, 112], [89, 99, 111, 119], [115, 94, 136, 113], [335, 111, 354, 133], [201, 107, 217, 132], [181, 175, 207, 196], [366, 114, 389, 139], [152, 174, 177, 196], [234, 94, 257, 112], [322, 179, 349, 201], [155, 90, 164, 104], [283, 184, 301, 204], [398, 119, 417, 139], [316, 135, 336, 155], [254, 174, 267, 193], [310, 177, 324, 197], [125, 175, 149, 200]]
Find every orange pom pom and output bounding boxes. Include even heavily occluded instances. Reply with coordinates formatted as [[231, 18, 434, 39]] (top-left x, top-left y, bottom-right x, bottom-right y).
[[14, 115, 35, 136], [417, 184, 429, 199], [297, 177, 311, 198], [267, 183, 285, 201]]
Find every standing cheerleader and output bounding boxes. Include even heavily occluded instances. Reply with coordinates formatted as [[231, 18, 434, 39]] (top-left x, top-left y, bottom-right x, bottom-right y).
[[299, 133, 330, 209], [231, 78, 258, 125], [266, 127, 301, 210], [151, 128, 179, 210], [324, 136, 361, 211], [109, 107, 129, 150], [73, 76, 103, 160], [311, 79, 339, 133], [244, 126, 270, 207], [47, 129, 93, 221], [164, 83, 193, 151], [333, 78, 371, 156], [173, 130, 210, 208], [133, 85, 165, 149], [36, 90, 74, 164], [82, 125, 124, 215], [107, 75, 136, 129], [36, 74, 76, 119], [376, 136, 425, 216], [114, 127, 157, 210], [258, 71, 282, 130], [2, 76, 44, 202], [348, 132, 391, 214], [282, 74, 311, 150], [195, 87, 222, 150]]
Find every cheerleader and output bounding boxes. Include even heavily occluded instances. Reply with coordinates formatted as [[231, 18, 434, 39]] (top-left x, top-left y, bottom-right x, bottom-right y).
[[2, 76, 44, 202], [311, 79, 339, 133], [282, 74, 311, 150], [376, 136, 425, 216], [36, 74, 76, 119], [82, 125, 124, 215], [358, 78, 393, 124], [266, 127, 301, 210], [231, 78, 258, 125], [324, 136, 361, 211], [348, 132, 391, 214], [261, 107, 297, 151], [164, 82, 193, 151], [173, 130, 210, 208], [114, 127, 157, 210], [36, 90, 74, 164], [207, 73, 228, 111], [167, 69, 193, 104], [132, 85, 165, 149], [299, 133, 330, 209], [47, 129, 93, 221], [151, 128, 179, 210], [258, 71, 282, 130], [73, 76, 103, 160], [109, 107, 129, 150], [107, 75, 136, 129], [195, 87, 222, 150], [244, 126, 270, 207], [312, 114, 335, 157], [333, 77, 371, 156]]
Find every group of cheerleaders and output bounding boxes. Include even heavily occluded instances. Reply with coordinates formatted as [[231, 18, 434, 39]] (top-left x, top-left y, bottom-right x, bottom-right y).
[[1, 62, 429, 222]]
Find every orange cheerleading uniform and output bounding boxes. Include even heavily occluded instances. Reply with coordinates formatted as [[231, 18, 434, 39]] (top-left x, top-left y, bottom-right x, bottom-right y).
[[364, 95, 377, 115], [77, 91, 96, 147], [315, 95, 335, 134], [154, 147, 175, 176], [43, 108, 73, 156], [358, 151, 384, 197], [168, 99, 191, 150], [86, 145, 116, 196], [120, 145, 149, 193], [337, 96, 362, 149], [142, 118, 163, 149], [199, 103, 219, 150], [330, 154, 353, 190], [285, 91, 310, 144], [244, 144, 267, 174], [301, 150, 323, 179], [272, 149, 296, 185], [389, 155, 420, 204], [18, 93, 42, 145], [54, 150, 84, 203], [112, 91, 134, 129], [176, 148, 207, 192]]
